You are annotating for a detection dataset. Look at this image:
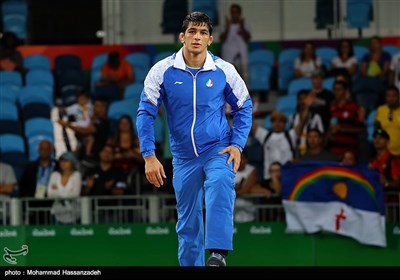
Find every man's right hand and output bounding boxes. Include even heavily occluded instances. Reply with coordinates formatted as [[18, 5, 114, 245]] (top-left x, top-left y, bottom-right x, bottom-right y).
[[144, 155, 166, 188]]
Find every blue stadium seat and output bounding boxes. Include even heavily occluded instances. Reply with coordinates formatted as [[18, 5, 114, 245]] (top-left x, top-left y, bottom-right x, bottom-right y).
[[287, 78, 312, 96], [0, 70, 23, 89], [0, 120, 22, 135], [91, 53, 108, 69], [278, 48, 301, 91], [57, 68, 86, 106], [353, 45, 368, 62], [1, 0, 28, 39], [276, 95, 298, 116], [55, 54, 82, 78], [0, 85, 19, 104], [23, 54, 51, 71], [0, 134, 25, 153], [153, 51, 174, 65], [124, 83, 143, 102], [24, 117, 54, 140], [383, 45, 400, 58], [322, 77, 335, 91], [108, 99, 139, 135], [248, 49, 274, 92], [0, 101, 18, 120], [346, 0, 372, 29], [125, 52, 151, 83], [316, 47, 338, 70], [21, 102, 51, 121], [108, 99, 138, 123], [192, 0, 219, 25], [90, 68, 102, 94], [25, 69, 55, 90], [18, 86, 54, 109]]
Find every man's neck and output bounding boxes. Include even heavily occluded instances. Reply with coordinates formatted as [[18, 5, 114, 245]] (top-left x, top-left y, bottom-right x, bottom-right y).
[[308, 146, 323, 155], [40, 158, 51, 167], [183, 49, 206, 68]]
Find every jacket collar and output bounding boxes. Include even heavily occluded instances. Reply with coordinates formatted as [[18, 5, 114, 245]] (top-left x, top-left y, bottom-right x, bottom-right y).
[[174, 47, 216, 71]]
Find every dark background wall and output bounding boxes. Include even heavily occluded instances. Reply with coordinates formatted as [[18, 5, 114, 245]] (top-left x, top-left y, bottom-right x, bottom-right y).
[[28, 0, 102, 44]]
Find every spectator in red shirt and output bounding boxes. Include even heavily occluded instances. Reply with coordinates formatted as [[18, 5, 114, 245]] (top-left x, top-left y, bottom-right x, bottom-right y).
[[369, 128, 400, 190]]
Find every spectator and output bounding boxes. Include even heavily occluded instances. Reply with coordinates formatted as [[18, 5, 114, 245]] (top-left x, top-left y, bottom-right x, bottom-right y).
[[64, 92, 93, 130], [331, 39, 358, 77], [375, 85, 400, 156], [82, 144, 129, 196], [251, 111, 306, 180], [300, 128, 339, 162], [108, 115, 144, 190], [47, 151, 81, 198], [289, 89, 324, 156], [369, 128, 400, 190], [361, 36, 391, 80], [219, 3, 251, 83], [234, 152, 259, 223], [389, 50, 400, 91], [20, 139, 57, 198], [294, 41, 322, 79], [308, 69, 334, 132], [47, 151, 82, 224], [328, 80, 365, 157], [0, 162, 17, 196], [0, 32, 24, 73], [340, 150, 357, 166], [58, 98, 110, 162], [95, 51, 134, 98]]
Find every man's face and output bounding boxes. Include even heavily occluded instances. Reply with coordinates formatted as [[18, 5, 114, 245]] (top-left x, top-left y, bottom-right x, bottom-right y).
[[307, 131, 323, 149], [180, 22, 213, 55], [386, 89, 399, 108], [38, 140, 52, 160]]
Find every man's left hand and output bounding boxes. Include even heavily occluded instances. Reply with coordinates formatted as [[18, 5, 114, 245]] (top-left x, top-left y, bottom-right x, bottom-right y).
[[219, 146, 241, 172]]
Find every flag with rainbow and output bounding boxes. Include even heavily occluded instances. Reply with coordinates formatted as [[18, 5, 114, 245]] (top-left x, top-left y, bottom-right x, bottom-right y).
[[281, 161, 386, 247]]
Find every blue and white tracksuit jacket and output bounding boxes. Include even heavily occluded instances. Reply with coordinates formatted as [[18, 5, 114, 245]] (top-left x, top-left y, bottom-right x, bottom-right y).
[[136, 48, 252, 266]]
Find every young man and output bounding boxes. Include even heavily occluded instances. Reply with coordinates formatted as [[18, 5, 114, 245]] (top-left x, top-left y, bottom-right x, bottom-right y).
[[136, 12, 252, 266]]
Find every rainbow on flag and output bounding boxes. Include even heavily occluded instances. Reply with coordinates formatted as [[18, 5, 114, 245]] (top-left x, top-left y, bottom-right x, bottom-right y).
[[282, 161, 386, 247]]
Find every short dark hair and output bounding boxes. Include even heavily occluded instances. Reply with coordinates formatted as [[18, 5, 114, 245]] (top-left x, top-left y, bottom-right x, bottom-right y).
[[333, 80, 348, 91], [387, 85, 400, 97], [181, 11, 213, 35], [231, 4, 242, 14], [307, 128, 323, 137]]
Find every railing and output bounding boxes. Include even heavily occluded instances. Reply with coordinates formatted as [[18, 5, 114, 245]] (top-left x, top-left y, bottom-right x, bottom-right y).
[[0, 192, 399, 226]]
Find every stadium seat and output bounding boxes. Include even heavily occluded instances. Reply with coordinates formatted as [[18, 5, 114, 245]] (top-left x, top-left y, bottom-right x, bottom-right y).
[[153, 51, 174, 65], [287, 78, 312, 96], [18, 86, 54, 109], [91, 53, 108, 69], [21, 102, 51, 121], [0, 101, 18, 120], [316, 47, 337, 70], [278, 48, 301, 91], [90, 68, 102, 94], [24, 117, 54, 140], [383, 45, 400, 57], [0, 85, 19, 104], [57, 68, 86, 106], [0, 70, 23, 89], [0, 119, 22, 135], [124, 83, 143, 102], [23, 54, 51, 71], [248, 49, 274, 92], [0, 134, 25, 153], [276, 95, 297, 116], [322, 77, 335, 91], [108, 99, 139, 135], [1, 0, 28, 39], [125, 52, 151, 83], [25, 69, 55, 90], [346, 0, 372, 29]]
